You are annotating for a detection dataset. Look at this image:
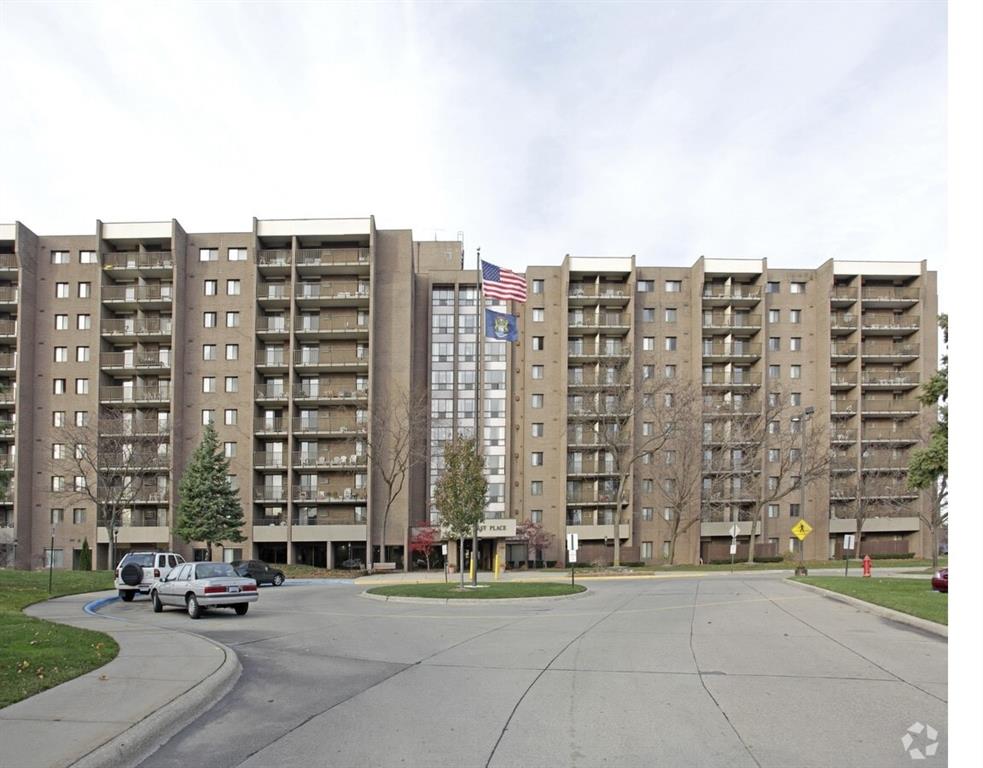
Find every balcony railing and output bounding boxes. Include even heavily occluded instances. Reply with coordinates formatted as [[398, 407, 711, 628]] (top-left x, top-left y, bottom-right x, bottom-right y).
[[295, 317, 369, 333], [567, 316, 629, 330], [292, 486, 366, 503], [0, 421, 15, 436], [292, 386, 368, 401], [0, 254, 18, 269], [255, 487, 288, 502], [103, 252, 173, 270], [831, 455, 858, 471], [255, 385, 289, 401], [567, 376, 628, 389], [101, 453, 170, 469], [702, 372, 761, 387], [831, 313, 858, 329], [701, 342, 761, 358], [295, 283, 370, 301], [830, 287, 858, 302], [0, 389, 16, 404], [830, 342, 858, 357], [257, 284, 291, 300], [831, 398, 858, 415], [861, 287, 919, 302], [102, 285, 173, 303], [566, 345, 629, 358], [292, 417, 366, 434], [256, 317, 290, 333], [100, 351, 170, 369], [567, 287, 628, 300], [293, 510, 366, 526], [0, 287, 19, 303], [862, 426, 920, 442], [861, 452, 912, 470], [254, 417, 288, 433], [100, 419, 170, 436], [293, 349, 369, 367], [702, 314, 761, 330], [702, 285, 762, 301], [862, 372, 920, 387], [0, 352, 15, 369], [296, 248, 369, 266], [861, 342, 920, 358], [861, 397, 920, 415], [100, 386, 171, 403], [830, 371, 858, 386], [830, 428, 858, 442], [257, 250, 292, 267], [861, 313, 920, 331], [101, 318, 173, 336], [293, 452, 367, 468], [566, 463, 617, 475], [0, 319, 16, 336], [703, 398, 761, 416], [254, 452, 288, 468]]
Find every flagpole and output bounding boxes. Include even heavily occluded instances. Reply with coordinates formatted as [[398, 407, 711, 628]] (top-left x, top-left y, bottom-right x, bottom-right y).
[[473, 247, 484, 587]]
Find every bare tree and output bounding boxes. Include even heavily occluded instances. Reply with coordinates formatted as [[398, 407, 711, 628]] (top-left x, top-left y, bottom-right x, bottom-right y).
[[839, 470, 917, 558], [365, 388, 428, 568], [50, 407, 169, 569], [573, 365, 673, 566], [653, 386, 703, 564]]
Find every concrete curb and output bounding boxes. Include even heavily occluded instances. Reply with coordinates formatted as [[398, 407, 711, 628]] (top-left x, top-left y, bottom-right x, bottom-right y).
[[785, 579, 948, 639], [360, 586, 590, 605]]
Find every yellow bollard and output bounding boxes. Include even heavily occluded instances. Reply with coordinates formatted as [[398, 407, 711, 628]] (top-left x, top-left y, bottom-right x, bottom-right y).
[[469, 554, 475, 581], [493, 553, 500, 581]]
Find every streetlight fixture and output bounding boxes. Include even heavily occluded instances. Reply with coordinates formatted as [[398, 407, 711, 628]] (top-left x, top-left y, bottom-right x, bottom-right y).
[[798, 406, 815, 572]]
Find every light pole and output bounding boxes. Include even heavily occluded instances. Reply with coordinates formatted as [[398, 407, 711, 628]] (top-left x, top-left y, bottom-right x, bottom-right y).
[[798, 406, 815, 571], [48, 524, 56, 594]]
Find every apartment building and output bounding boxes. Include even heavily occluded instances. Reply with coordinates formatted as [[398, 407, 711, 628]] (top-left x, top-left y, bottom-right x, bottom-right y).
[[0, 217, 939, 570]]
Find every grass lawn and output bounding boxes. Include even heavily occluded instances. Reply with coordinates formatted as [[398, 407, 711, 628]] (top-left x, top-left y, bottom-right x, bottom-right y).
[[792, 576, 947, 625], [367, 582, 586, 599], [566, 557, 946, 575], [0, 570, 119, 708]]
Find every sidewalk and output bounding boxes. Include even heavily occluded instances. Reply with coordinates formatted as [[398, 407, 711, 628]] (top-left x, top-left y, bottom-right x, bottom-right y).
[[0, 592, 239, 768]]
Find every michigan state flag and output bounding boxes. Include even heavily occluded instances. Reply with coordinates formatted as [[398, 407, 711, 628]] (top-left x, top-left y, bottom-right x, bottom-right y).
[[485, 308, 519, 342]]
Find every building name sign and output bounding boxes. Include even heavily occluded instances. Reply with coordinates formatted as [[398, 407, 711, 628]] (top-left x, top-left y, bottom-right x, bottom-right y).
[[432, 519, 517, 540]]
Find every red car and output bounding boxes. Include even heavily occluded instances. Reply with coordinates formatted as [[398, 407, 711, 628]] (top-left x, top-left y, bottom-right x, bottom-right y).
[[931, 568, 948, 593]]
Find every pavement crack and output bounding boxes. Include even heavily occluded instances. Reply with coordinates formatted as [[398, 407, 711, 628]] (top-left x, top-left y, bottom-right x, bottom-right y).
[[688, 581, 763, 768]]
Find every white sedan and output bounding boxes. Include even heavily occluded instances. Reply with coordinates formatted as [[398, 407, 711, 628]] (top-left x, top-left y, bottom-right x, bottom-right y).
[[150, 561, 258, 619]]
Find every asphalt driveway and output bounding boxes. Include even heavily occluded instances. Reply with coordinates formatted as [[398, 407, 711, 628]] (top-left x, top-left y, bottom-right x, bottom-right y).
[[105, 574, 947, 768]]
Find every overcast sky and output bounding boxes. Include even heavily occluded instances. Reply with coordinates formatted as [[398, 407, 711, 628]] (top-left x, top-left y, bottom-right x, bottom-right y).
[[0, 1, 946, 279]]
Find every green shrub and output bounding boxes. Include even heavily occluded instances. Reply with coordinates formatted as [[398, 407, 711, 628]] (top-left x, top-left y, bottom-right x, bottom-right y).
[[753, 556, 784, 563], [869, 551, 914, 559]]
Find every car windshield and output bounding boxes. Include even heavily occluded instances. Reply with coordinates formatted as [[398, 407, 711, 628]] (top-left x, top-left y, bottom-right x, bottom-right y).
[[195, 563, 238, 580], [123, 553, 154, 567]]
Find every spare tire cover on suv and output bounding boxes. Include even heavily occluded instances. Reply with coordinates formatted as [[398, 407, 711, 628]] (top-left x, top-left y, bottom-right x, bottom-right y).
[[121, 562, 144, 586]]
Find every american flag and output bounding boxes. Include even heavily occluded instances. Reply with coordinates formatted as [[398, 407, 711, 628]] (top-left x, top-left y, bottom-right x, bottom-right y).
[[481, 260, 527, 302]]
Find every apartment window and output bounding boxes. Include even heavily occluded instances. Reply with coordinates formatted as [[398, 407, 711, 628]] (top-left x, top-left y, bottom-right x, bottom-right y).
[[202, 376, 216, 393], [76, 346, 90, 362], [225, 344, 239, 361], [531, 452, 544, 467], [768, 337, 780, 352], [642, 507, 654, 521], [664, 450, 675, 465], [53, 346, 68, 363], [50, 508, 65, 524], [531, 422, 544, 438], [766, 281, 780, 294], [55, 314, 69, 330], [665, 337, 677, 352], [73, 508, 86, 524], [226, 311, 240, 328], [52, 443, 66, 460], [530, 480, 543, 496], [55, 282, 70, 298], [768, 475, 779, 491], [768, 365, 780, 379], [664, 280, 681, 293], [531, 394, 544, 409], [790, 365, 801, 379], [790, 309, 801, 324], [203, 279, 218, 296], [530, 509, 543, 524], [768, 420, 780, 434], [790, 337, 802, 352], [53, 378, 66, 394], [226, 279, 241, 296], [642, 336, 655, 351], [665, 364, 676, 379], [638, 541, 652, 560], [202, 409, 215, 425], [532, 336, 544, 351], [224, 442, 237, 458], [768, 309, 780, 323], [80, 250, 96, 264], [224, 409, 238, 426], [202, 312, 217, 328], [225, 376, 238, 393], [531, 365, 544, 380], [790, 448, 801, 463], [662, 507, 675, 522], [203, 344, 217, 361], [199, 248, 218, 262], [75, 378, 89, 395], [637, 280, 653, 293], [642, 307, 656, 322], [790, 281, 805, 294], [77, 314, 91, 330], [74, 475, 86, 492], [768, 504, 779, 518], [642, 364, 654, 380], [532, 279, 544, 295], [790, 392, 802, 406], [768, 448, 780, 463], [664, 392, 674, 408], [664, 308, 677, 323], [228, 247, 247, 261], [789, 503, 801, 517], [51, 250, 70, 264], [51, 477, 65, 492], [790, 417, 802, 433], [641, 479, 654, 493], [642, 422, 654, 436], [532, 308, 545, 322], [53, 411, 66, 427]]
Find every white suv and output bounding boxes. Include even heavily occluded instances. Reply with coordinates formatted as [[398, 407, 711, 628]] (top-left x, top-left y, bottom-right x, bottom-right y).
[[115, 551, 185, 602]]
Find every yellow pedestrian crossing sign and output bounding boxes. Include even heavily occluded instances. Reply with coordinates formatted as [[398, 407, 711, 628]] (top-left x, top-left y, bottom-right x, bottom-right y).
[[791, 520, 813, 541]]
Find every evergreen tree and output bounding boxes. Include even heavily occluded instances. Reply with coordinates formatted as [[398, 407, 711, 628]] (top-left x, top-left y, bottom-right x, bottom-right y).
[[175, 422, 245, 559], [79, 538, 92, 571]]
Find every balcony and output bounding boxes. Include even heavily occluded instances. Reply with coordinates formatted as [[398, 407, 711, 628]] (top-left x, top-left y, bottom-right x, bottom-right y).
[[291, 417, 367, 437], [701, 285, 761, 306], [567, 376, 630, 390], [254, 417, 288, 435], [566, 345, 630, 363], [0, 421, 14, 440], [567, 287, 630, 306], [253, 452, 288, 469], [566, 462, 617, 477], [702, 313, 761, 334], [861, 397, 920, 417], [126, 489, 170, 505], [100, 351, 171, 372], [257, 249, 292, 274], [0, 319, 16, 337], [102, 251, 173, 273], [702, 461, 759, 474], [257, 283, 291, 307], [701, 342, 761, 361], [254, 385, 289, 404], [100, 418, 170, 436], [830, 398, 858, 417], [293, 452, 367, 469], [829, 483, 857, 501], [254, 487, 289, 503], [253, 512, 287, 527], [295, 282, 370, 308], [292, 510, 367, 527], [292, 386, 368, 404], [829, 370, 858, 390], [256, 352, 289, 373], [861, 287, 920, 307], [296, 248, 370, 275], [861, 342, 919, 362], [294, 316, 370, 340], [703, 398, 761, 417], [861, 371, 920, 390], [565, 522, 631, 541], [256, 316, 290, 339], [861, 426, 919, 444], [567, 315, 630, 334], [702, 371, 761, 389], [101, 285, 173, 309], [830, 287, 858, 307], [861, 313, 920, 335], [100, 385, 171, 404], [0, 352, 15, 371], [293, 349, 369, 372], [830, 313, 858, 334], [0, 254, 17, 271], [831, 454, 858, 472], [101, 318, 173, 340], [702, 429, 757, 445], [0, 388, 15, 406], [101, 453, 170, 470], [830, 342, 858, 361], [567, 406, 630, 421], [566, 491, 624, 507], [861, 451, 912, 472], [292, 486, 366, 503], [0, 287, 19, 305], [830, 427, 858, 444], [566, 434, 606, 449]]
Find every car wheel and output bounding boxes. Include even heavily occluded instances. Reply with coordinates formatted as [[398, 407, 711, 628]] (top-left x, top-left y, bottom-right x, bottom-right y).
[[187, 594, 202, 620], [151, 591, 163, 613], [119, 590, 135, 602], [234, 603, 249, 616], [272, 573, 284, 586]]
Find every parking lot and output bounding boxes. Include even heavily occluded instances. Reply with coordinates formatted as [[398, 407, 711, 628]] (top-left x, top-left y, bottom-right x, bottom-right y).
[[105, 575, 947, 768]]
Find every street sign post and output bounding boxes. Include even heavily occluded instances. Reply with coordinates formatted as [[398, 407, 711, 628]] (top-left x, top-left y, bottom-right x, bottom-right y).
[[728, 524, 740, 570], [567, 533, 579, 587], [791, 520, 813, 575], [842, 534, 855, 576]]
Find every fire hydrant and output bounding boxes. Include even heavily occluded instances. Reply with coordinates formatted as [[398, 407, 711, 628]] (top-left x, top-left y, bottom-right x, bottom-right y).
[[862, 554, 872, 578]]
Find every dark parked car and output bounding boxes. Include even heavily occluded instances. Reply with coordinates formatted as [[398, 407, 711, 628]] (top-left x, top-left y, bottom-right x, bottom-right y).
[[340, 558, 365, 570], [231, 560, 286, 586], [931, 568, 948, 593]]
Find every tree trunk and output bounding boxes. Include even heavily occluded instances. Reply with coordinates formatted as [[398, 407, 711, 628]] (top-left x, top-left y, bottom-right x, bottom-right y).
[[613, 475, 626, 567], [459, 536, 465, 588], [471, 523, 478, 587], [855, 529, 863, 560], [930, 525, 939, 571], [746, 507, 762, 564]]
